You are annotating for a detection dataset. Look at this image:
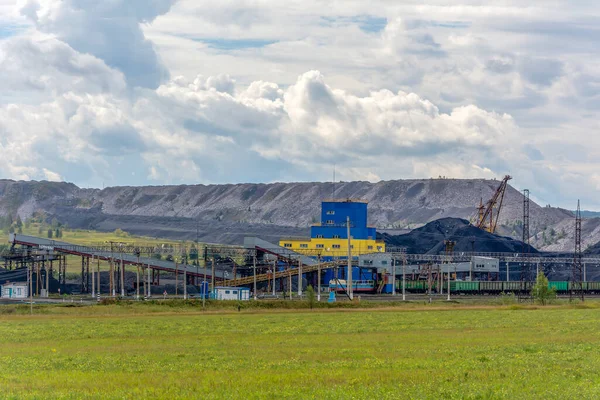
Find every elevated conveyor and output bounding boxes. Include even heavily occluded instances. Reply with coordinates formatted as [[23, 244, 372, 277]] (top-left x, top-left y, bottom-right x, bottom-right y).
[[9, 234, 223, 279], [222, 237, 343, 287], [243, 237, 318, 266]]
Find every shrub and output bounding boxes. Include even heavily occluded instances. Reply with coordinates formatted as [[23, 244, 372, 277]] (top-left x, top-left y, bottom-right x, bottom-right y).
[[306, 285, 316, 309], [531, 271, 556, 305]]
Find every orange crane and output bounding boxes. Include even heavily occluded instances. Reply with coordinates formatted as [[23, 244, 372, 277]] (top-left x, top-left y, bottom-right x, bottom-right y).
[[476, 175, 512, 234]]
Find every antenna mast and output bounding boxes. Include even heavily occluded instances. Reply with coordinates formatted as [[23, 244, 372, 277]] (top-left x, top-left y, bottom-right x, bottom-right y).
[[332, 164, 336, 199]]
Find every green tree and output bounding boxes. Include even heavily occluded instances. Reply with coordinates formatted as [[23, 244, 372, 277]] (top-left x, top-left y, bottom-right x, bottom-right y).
[[531, 271, 556, 305], [47, 228, 53, 239], [306, 285, 316, 309]]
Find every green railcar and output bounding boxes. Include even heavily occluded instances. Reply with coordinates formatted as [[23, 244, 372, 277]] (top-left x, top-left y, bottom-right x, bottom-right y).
[[587, 282, 600, 292], [548, 281, 567, 292], [453, 281, 479, 293], [402, 280, 427, 292], [480, 281, 503, 293], [568, 281, 587, 291], [502, 281, 527, 292]]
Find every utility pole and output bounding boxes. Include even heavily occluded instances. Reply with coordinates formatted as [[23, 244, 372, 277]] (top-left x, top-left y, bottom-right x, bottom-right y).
[[120, 245, 125, 297], [298, 258, 302, 297], [288, 263, 292, 299], [444, 241, 456, 301], [402, 253, 406, 301], [253, 254, 257, 301], [211, 257, 215, 294], [97, 256, 101, 300], [183, 263, 187, 300], [147, 263, 151, 298], [447, 262, 451, 301], [521, 189, 532, 285], [317, 254, 322, 302], [136, 252, 140, 300], [347, 216, 353, 300], [110, 258, 115, 297], [392, 256, 396, 296], [573, 200, 584, 301], [272, 258, 276, 296], [45, 259, 50, 298], [28, 263, 32, 315], [175, 261, 178, 296], [91, 255, 95, 298]]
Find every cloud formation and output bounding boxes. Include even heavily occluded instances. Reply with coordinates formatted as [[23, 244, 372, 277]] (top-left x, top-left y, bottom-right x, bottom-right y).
[[0, 0, 599, 209], [20, 0, 175, 88]]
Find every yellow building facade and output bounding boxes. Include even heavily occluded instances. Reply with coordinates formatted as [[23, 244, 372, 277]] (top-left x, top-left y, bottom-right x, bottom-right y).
[[278, 199, 385, 259]]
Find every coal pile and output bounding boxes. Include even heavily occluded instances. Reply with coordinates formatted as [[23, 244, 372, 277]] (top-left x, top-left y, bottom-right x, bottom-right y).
[[380, 217, 538, 254]]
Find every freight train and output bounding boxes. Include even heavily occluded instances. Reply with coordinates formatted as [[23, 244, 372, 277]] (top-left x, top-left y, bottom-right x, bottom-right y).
[[329, 279, 600, 295], [396, 280, 600, 295]]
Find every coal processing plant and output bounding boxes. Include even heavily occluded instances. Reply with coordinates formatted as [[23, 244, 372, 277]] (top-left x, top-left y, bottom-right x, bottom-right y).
[[0, 177, 596, 301]]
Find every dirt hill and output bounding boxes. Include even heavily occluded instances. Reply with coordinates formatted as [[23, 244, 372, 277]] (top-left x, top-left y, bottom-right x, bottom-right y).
[[380, 218, 537, 254], [0, 179, 574, 245]]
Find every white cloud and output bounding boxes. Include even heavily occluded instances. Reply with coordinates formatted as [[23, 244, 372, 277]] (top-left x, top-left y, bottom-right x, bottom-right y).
[[20, 0, 175, 88], [0, 0, 600, 209], [42, 167, 61, 181]]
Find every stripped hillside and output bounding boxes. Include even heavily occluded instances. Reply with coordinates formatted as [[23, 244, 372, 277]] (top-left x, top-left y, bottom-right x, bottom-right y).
[[0, 179, 574, 245]]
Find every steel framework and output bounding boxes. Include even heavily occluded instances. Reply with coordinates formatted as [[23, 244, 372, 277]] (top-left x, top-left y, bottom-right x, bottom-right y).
[[520, 189, 534, 291], [476, 175, 512, 233], [572, 201, 584, 301]]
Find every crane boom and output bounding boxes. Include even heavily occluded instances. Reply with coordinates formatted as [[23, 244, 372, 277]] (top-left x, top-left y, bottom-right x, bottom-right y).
[[476, 175, 512, 234]]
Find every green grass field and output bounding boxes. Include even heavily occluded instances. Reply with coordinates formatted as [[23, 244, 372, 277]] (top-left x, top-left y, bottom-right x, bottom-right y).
[[1, 304, 599, 399]]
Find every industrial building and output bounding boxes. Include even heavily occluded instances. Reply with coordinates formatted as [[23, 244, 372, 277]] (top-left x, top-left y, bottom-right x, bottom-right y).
[[358, 254, 500, 281], [278, 199, 385, 259], [1, 282, 28, 299], [212, 286, 250, 301]]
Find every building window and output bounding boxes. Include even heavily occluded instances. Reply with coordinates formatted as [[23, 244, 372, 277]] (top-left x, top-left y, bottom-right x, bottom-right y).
[[333, 235, 340, 239], [350, 245, 354, 249], [284, 243, 292, 248], [368, 246, 373, 250], [233, 291, 238, 294], [326, 210, 335, 215], [316, 244, 324, 249], [326, 220, 334, 225], [225, 290, 230, 294], [377, 246, 383, 251], [381, 261, 388, 265], [332, 244, 341, 249], [300, 244, 308, 248], [316, 235, 324, 238]]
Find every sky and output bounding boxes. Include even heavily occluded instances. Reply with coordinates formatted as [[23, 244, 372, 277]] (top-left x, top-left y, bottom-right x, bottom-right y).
[[0, 1, 599, 209]]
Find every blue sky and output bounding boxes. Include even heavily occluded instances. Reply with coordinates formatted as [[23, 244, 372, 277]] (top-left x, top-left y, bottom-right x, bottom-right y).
[[0, 1, 600, 209]]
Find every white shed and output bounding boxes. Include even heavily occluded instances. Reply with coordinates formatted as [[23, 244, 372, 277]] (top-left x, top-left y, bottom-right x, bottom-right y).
[[2, 282, 28, 299], [212, 287, 250, 301]]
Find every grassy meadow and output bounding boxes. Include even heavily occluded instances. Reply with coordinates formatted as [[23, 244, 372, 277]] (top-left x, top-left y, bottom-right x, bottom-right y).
[[1, 303, 599, 399]]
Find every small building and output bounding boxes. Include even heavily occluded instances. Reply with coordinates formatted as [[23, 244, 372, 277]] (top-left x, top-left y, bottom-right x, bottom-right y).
[[1, 282, 28, 299], [212, 286, 250, 301]]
